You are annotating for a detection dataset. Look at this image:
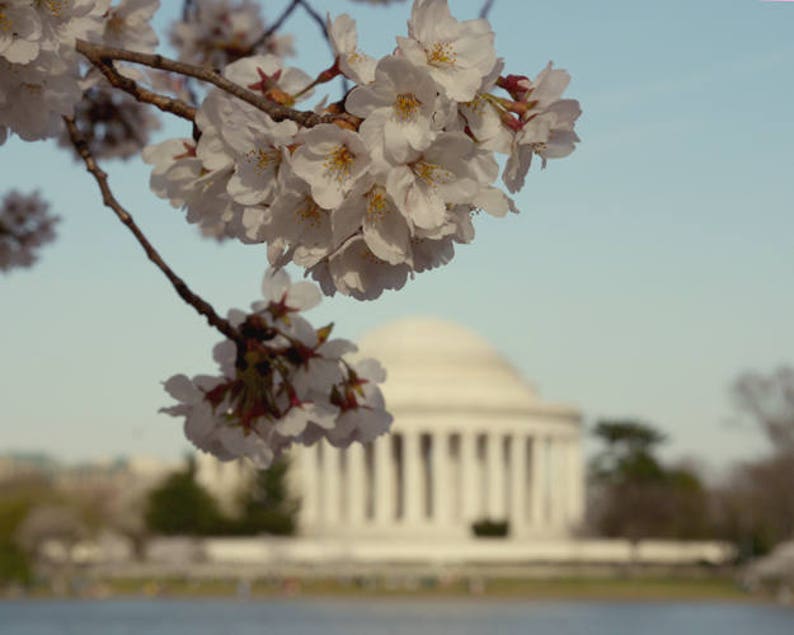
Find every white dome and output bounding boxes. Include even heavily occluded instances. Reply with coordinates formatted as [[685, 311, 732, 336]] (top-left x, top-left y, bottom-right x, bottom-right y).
[[358, 317, 557, 416]]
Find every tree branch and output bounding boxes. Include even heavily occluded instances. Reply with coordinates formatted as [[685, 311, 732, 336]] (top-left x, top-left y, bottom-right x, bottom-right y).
[[297, 0, 329, 40], [75, 39, 357, 129], [63, 116, 241, 344], [248, 0, 301, 53], [480, 0, 495, 19], [81, 53, 196, 122]]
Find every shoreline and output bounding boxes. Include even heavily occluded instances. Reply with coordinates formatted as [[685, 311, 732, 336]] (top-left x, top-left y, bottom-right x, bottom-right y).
[[2, 575, 769, 604]]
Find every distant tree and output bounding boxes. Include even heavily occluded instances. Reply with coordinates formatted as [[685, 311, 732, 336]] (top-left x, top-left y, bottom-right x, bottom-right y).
[[15, 505, 87, 556], [232, 458, 299, 536], [590, 419, 710, 542], [712, 368, 794, 558], [144, 458, 225, 536], [734, 367, 794, 453]]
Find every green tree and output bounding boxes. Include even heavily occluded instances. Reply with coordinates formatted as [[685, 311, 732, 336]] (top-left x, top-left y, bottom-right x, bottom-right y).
[[590, 419, 709, 541], [233, 458, 298, 535], [0, 476, 58, 586], [144, 459, 225, 536]]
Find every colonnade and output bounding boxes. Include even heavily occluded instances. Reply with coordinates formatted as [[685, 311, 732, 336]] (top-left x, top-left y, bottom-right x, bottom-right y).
[[298, 427, 584, 538]]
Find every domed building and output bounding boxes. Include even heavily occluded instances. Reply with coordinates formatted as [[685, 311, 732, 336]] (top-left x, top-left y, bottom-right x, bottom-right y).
[[294, 317, 585, 541]]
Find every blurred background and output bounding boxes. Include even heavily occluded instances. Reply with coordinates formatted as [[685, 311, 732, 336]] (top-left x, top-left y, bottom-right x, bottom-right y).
[[1, 0, 793, 628]]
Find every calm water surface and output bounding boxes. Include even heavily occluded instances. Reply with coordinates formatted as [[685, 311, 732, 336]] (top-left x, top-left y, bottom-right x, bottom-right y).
[[1, 599, 792, 634]]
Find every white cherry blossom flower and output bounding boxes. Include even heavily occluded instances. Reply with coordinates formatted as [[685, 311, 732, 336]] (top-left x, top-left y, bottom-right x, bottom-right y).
[[347, 55, 441, 164], [327, 13, 376, 85], [222, 106, 298, 206], [332, 176, 412, 265], [502, 63, 581, 192], [385, 131, 480, 230], [0, 1, 42, 64], [33, 0, 109, 53], [142, 137, 202, 208], [319, 234, 411, 300], [0, 189, 59, 272], [170, 0, 265, 68], [326, 358, 392, 446], [290, 124, 371, 210], [253, 267, 321, 320], [396, 0, 496, 102], [457, 59, 512, 153], [265, 171, 334, 267], [0, 51, 83, 140], [101, 0, 160, 53]]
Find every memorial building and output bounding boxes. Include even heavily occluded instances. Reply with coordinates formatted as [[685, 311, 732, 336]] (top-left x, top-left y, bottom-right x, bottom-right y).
[[294, 317, 585, 540]]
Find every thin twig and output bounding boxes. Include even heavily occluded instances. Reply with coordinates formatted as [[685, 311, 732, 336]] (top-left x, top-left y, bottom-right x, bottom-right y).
[[248, 0, 301, 53], [480, 0, 495, 19], [63, 116, 241, 344], [297, 0, 329, 40], [182, 0, 195, 22], [82, 53, 196, 121], [75, 39, 357, 129]]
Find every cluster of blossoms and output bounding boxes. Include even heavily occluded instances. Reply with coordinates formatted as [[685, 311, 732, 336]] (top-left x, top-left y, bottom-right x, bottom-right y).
[[0, 0, 161, 142], [146, 0, 581, 300], [0, 190, 59, 271], [161, 268, 392, 468], [1, 0, 583, 467], [171, 0, 294, 68]]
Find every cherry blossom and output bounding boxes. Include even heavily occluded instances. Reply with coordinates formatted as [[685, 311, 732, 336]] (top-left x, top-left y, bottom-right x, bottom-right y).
[[0, 1, 42, 64], [101, 0, 160, 53], [161, 268, 393, 467], [290, 124, 371, 210], [347, 55, 441, 164], [0, 190, 59, 271], [396, 0, 496, 102], [327, 13, 376, 86]]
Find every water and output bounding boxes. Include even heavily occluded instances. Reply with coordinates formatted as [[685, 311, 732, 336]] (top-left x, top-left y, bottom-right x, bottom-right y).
[[1, 599, 792, 635]]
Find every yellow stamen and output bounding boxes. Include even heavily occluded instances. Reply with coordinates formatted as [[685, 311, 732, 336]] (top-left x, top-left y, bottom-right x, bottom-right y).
[[322, 145, 354, 183], [296, 197, 323, 227], [427, 41, 456, 67], [394, 93, 422, 121], [366, 187, 389, 221], [412, 160, 454, 187], [42, 0, 68, 17], [247, 147, 281, 173], [0, 10, 12, 33]]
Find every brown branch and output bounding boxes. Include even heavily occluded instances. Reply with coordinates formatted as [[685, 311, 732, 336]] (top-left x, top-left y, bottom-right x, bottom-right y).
[[75, 39, 356, 129], [248, 0, 301, 53], [81, 50, 196, 122], [297, 0, 329, 40], [63, 116, 241, 344]]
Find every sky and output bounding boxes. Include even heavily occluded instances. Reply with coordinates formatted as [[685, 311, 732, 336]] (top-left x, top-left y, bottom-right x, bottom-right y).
[[1, 0, 792, 475]]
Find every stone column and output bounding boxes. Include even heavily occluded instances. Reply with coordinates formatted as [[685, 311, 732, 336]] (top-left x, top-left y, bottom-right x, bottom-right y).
[[460, 429, 478, 523], [530, 435, 545, 529], [487, 432, 506, 519], [403, 430, 422, 526], [300, 445, 319, 530], [431, 432, 449, 527], [551, 438, 567, 528], [321, 443, 341, 527], [509, 433, 526, 536], [374, 435, 393, 525], [347, 443, 366, 528], [566, 436, 584, 528]]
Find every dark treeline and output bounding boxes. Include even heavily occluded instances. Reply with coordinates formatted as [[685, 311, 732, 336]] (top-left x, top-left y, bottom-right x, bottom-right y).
[[589, 366, 794, 560]]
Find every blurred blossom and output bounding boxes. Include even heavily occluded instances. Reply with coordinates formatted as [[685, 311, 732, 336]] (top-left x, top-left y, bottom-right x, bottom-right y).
[[0, 190, 59, 272]]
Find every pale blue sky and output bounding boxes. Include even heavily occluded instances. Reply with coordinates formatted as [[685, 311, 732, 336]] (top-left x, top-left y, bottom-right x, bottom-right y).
[[1, 0, 792, 474]]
